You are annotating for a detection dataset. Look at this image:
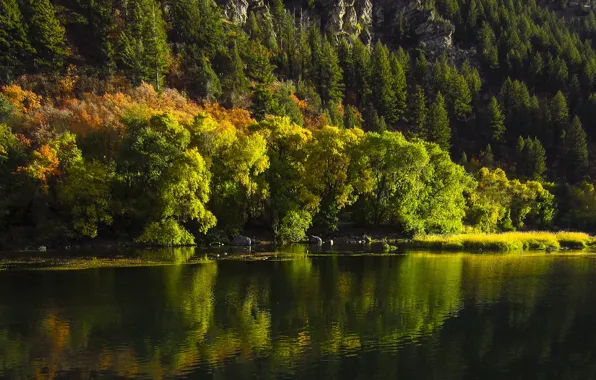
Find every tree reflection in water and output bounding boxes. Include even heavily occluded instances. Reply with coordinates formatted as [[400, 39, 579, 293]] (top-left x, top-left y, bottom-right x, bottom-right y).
[[1, 252, 596, 379]]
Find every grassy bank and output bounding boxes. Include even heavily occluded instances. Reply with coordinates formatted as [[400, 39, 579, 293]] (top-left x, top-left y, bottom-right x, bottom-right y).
[[409, 231, 595, 252]]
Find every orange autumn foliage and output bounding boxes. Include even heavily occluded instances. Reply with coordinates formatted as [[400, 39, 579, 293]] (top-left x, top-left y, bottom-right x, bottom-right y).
[[1, 84, 42, 112], [18, 144, 61, 190], [201, 103, 254, 129]]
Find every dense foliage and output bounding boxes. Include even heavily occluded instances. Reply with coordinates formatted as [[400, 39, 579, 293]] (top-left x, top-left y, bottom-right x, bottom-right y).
[[2, 0, 596, 245]]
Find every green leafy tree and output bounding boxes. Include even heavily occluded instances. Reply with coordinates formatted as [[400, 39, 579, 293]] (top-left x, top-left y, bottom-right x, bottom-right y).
[[58, 160, 113, 238], [116, 113, 215, 243], [252, 117, 315, 239], [352, 131, 470, 234], [305, 126, 362, 232], [467, 168, 555, 231], [193, 113, 269, 234]]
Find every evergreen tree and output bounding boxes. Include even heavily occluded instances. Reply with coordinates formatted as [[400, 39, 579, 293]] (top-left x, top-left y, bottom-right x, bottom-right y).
[[317, 38, 344, 105], [426, 92, 451, 151], [461, 59, 482, 98], [410, 85, 427, 137], [171, 0, 223, 59], [196, 56, 222, 102], [222, 41, 249, 107], [352, 38, 372, 107], [481, 144, 495, 168], [371, 42, 398, 125], [0, 0, 32, 81], [478, 22, 499, 68], [459, 151, 470, 171], [119, 0, 170, 88], [338, 38, 354, 95], [449, 73, 473, 120], [365, 108, 387, 132], [344, 105, 363, 129], [74, 0, 116, 76], [390, 53, 407, 122], [414, 51, 428, 83], [516, 137, 547, 180], [550, 90, 569, 131], [20, 0, 67, 72], [564, 116, 589, 183], [487, 97, 506, 143], [248, 42, 275, 120]]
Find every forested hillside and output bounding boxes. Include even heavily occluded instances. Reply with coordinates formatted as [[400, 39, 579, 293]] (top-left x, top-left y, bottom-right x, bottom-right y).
[[0, 0, 595, 246]]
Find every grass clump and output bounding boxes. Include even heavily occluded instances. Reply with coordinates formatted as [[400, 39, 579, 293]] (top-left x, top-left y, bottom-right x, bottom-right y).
[[409, 231, 594, 252]]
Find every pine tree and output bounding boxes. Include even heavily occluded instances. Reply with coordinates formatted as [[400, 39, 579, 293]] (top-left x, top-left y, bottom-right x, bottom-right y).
[[248, 42, 275, 120], [344, 105, 363, 129], [390, 53, 407, 122], [529, 137, 547, 181], [481, 144, 495, 168], [478, 22, 498, 68], [449, 73, 473, 120], [466, 0, 479, 33], [564, 116, 589, 183], [119, 0, 170, 88], [318, 38, 344, 105], [371, 42, 398, 125], [365, 108, 387, 132], [20, 0, 67, 72], [396, 47, 410, 74], [352, 38, 372, 107], [0, 0, 33, 81], [487, 97, 506, 143], [549, 90, 569, 150], [516, 137, 546, 180], [414, 51, 428, 82], [338, 38, 354, 95], [196, 56, 222, 102], [459, 151, 470, 171], [426, 92, 451, 151], [461, 59, 482, 98], [222, 41, 249, 107], [74, 0, 116, 76], [410, 85, 427, 136]]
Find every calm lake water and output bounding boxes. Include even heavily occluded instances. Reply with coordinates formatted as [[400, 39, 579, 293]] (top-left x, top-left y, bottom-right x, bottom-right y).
[[2, 249, 596, 379]]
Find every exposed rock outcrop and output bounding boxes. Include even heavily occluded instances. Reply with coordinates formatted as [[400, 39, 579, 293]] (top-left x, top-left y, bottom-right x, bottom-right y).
[[218, 0, 471, 58]]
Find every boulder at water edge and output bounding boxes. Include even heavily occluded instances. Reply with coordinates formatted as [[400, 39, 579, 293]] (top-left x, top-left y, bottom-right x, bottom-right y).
[[231, 235, 251, 246]]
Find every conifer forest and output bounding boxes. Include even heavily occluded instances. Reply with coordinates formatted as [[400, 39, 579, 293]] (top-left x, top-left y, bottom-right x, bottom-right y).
[[1, 0, 596, 246]]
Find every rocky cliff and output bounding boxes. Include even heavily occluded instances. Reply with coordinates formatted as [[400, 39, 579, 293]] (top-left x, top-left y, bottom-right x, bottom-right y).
[[218, 0, 468, 58]]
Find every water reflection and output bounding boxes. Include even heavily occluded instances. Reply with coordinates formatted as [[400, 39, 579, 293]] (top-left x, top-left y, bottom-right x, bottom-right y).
[[1, 252, 596, 379]]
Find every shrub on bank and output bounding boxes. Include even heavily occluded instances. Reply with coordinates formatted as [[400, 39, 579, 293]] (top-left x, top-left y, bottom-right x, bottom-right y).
[[410, 231, 593, 252]]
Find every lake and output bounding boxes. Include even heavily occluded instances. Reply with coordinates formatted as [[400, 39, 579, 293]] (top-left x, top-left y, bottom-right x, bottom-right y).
[[1, 248, 596, 379]]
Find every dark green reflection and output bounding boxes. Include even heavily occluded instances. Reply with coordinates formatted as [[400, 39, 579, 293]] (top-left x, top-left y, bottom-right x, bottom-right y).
[[1, 253, 596, 379]]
